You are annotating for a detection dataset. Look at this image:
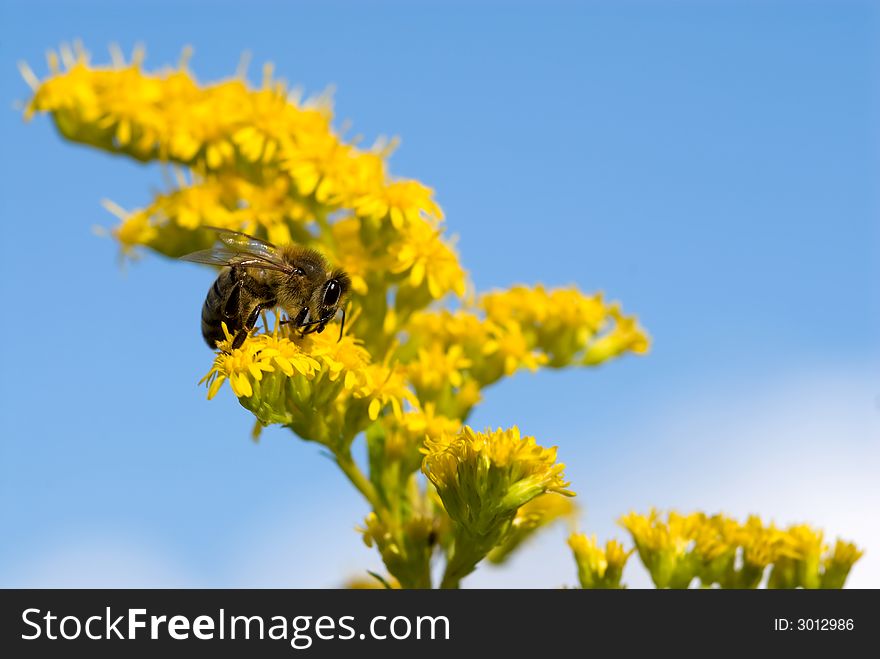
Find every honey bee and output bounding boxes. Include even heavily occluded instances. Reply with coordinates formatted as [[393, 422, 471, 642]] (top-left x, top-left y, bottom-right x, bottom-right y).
[[181, 229, 351, 349]]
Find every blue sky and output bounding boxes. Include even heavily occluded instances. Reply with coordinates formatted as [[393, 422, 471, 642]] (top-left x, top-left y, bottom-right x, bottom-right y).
[[1, 0, 877, 588]]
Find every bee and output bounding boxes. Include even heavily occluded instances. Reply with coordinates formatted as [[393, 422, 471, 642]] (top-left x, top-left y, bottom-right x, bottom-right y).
[[180, 229, 351, 349]]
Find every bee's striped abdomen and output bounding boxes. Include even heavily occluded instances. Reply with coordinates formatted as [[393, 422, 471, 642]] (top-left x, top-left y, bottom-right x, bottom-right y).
[[201, 267, 239, 347]]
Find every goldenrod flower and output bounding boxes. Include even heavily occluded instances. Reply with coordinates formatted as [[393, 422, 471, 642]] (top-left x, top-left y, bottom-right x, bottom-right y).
[[621, 511, 862, 589], [390, 404, 461, 460], [422, 426, 573, 587], [583, 305, 651, 365], [821, 540, 864, 589], [198, 319, 411, 448], [110, 206, 158, 252], [568, 534, 632, 589], [106, 172, 316, 259], [482, 320, 549, 377], [305, 330, 372, 393], [326, 216, 380, 295], [201, 335, 278, 399], [767, 523, 828, 589], [407, 309, 492, 352], [359, 512, 435, 589], [404, 286, 648, 397], [390, 219, 467, 300], [619, 509, 700, 589], [353, 179, 443, 228], [361, 364, 417, 421], [423, 426, 573, 535], [405, 344, 472, 402]]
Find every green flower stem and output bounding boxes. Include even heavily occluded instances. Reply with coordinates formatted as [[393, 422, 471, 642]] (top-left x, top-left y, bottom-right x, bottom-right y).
[[439, 545, 483, 589], [439, 531, 497, 589], [335, 449, 384, 516]]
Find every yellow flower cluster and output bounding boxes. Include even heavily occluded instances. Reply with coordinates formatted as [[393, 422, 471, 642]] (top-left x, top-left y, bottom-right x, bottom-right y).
[[421, 426, 573, 587], [423, 426, 573, 527], [568, 534, 632, 589], [358, 512, 435, 589], [200, 319, 413, 450], [28, 44, 730, 590], [401, 286, 649, 420], [108, 173, 314, 256], [620, 509, 863, 589], [22, 44, 466, 358], [482, 285, 650, 367]]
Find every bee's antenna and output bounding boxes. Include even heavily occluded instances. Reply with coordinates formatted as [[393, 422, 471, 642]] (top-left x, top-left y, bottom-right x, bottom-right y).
[[338, 308, 346, 342]]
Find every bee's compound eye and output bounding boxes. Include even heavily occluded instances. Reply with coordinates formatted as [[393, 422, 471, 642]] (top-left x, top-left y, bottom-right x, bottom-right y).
[[323, 280, 341, 306], [293, 267, 305, 276]]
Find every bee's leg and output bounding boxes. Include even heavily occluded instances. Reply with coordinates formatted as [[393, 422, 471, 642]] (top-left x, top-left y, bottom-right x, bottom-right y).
[[337, 308, 346, 342], [222, 277, 242, 321], [280, 307, 309, 327], [232, 299, 276, 350], [294, 310, 339, 338]]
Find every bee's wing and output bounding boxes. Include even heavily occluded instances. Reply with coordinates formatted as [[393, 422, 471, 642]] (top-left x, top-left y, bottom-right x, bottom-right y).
[[211, 228, 280, 259], [180, 228, 295, 273], [179, 248, 295, 274]]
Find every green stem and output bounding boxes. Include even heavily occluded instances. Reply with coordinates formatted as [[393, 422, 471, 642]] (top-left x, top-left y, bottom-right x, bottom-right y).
[[335, 450, 383, 514], [439, 537, 487, 589]]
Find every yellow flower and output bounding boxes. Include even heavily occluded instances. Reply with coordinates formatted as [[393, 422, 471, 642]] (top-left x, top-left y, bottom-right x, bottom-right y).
[[738, 516, 793, 571], [482, 320, 548, 377], [568, 533, 632, 589], [359, 512, 435, 589], [406, 344, 472, 396], [583, 305, 651, 365], [397, 404, 461, 447], [374, 403, 462, 472], [199, 320, 406, 446], [423, 426, 573, 588], [200, 325, 278, 399], [821, 539, 864, 589], [482, 285, 650, 367], [353, 179, 443, 228], [257, 332, 323, 380], [768, 523, 828, 589], [303, 330, 372, 393], [407, 309, 491, 351], [688, 513, 783, 588], [327, 216, 379, 295], [232, 175, 314, 237], [454, 380, 483, 415], [422, 426, 573, 539], [282, 131, 360, 203], [390, 219, 467, 299], [111, 207, 158, 252], [619, 509, 700, 588], [360, 364, 417, 421], [164, 176, 240, 229]]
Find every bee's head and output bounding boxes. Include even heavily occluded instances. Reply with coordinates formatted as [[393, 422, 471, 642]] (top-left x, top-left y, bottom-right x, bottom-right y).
[[320, 270, 351, 317], [297, 269, 352, 338]]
